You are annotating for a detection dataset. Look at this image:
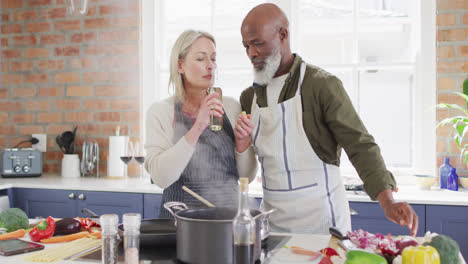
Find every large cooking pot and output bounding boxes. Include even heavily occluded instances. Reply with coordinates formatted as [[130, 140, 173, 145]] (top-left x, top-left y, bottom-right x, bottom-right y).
[[164, 202, 274, 264]]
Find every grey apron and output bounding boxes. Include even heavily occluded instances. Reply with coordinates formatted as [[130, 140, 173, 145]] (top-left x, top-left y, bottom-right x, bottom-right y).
[[159, 101, 239, 218]]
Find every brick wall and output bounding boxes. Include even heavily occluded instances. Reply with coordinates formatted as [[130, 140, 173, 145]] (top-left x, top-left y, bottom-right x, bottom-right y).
[[436, 0, 468, 169], [0, 0, 141, 175]]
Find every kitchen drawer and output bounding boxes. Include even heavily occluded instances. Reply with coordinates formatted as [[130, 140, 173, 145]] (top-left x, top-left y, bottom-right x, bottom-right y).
[[11, 188, 143, 221], [426, 204, 468, 258], [77, 191, 143, 222], [143, 194, 162, 219], [349, 202, 425, 237], [11, 188, 76, 218]]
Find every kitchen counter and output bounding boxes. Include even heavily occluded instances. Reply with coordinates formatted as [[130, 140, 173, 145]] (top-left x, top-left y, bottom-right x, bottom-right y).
[[2, 174, 468, 206], [3, 233, 466, 264]]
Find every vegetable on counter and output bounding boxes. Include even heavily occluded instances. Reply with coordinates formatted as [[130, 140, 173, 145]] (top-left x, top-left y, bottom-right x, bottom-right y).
[[0, 229, 26, 240], [29, 216, 56, 242], [54, 218, 81, 236], [76, 217, 100, 230], [320, 247, 339, 258], [289, 246, 322, 259], [423, 235, 460, 264], [344, 250, 387, 264], [0, 208, 29, 232], [401, 246, 440, 264], [40, 231, 92, 243]]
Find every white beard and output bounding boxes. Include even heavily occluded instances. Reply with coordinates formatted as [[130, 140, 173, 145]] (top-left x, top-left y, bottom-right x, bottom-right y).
[[253, 50, 281, 85]]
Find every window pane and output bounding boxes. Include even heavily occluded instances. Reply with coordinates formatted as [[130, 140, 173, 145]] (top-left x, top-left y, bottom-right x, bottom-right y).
[[298, 0, 355, 64], [158, 72, 171, 100], [359, 69, 413, 167], [216, 70, 252, 99], [358, 0, 415, 64], [213, 0, 271, 70], [213, 0, 262, 70], [160, 0, 213, 69]]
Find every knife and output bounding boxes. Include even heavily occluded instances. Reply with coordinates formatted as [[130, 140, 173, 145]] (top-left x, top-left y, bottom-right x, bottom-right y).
[[329, 227, 355, 251]]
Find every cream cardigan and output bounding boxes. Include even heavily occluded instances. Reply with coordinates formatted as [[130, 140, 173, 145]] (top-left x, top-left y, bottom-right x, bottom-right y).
[[144, 96, 258, 188]]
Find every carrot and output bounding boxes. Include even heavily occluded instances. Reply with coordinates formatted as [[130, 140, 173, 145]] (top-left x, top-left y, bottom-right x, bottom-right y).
[[0, 229, 26, 241], [40, 231, 91, 243], [290, 246, 322, 259], [87, 226, 101, 239], [91, 232, 101, 239]]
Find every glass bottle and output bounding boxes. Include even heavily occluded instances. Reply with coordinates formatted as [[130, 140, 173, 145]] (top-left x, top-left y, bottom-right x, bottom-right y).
[[439, 157, 452, 189], [232, 177, 255, 264], [206, 87, 223, 131], [447, 167, 459, 191], [100, 214, 119, 264], [123, 213, 141, 264]]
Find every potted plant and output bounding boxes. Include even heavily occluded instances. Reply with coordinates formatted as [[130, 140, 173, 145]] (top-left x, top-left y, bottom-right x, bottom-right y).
[[437, 77, 468, 166]]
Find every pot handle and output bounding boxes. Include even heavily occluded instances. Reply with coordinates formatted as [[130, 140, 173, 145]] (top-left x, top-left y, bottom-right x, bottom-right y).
[[254, 208, 277, 220], [163, 201, 189, 218]]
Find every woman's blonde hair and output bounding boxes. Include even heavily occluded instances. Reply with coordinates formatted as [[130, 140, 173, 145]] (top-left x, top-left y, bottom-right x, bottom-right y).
[[168, 29, 216, 101]]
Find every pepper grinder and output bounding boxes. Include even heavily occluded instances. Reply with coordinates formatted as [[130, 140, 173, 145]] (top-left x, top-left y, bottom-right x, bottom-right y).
[[100, 214, 119, 264]]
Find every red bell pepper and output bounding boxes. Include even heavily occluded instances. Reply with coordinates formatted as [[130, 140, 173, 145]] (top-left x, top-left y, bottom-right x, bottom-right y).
[[76, 217, 100, 230], [29, 216, 56, 242]]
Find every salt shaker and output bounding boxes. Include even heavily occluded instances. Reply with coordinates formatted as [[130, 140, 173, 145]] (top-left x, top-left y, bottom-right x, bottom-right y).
[[123, 213, 141, 264], [100, 214, 119, 264]]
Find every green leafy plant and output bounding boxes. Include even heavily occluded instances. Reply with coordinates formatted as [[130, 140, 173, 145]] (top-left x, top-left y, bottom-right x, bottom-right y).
[[437, 77, 468, 165]]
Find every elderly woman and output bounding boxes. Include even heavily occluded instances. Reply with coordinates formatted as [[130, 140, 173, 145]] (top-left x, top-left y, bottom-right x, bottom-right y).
[[144, 30, 257, 218]]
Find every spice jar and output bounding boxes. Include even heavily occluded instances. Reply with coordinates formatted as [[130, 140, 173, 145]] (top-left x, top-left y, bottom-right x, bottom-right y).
[[100, 214, 119, 264], [123, 213, 141, 264]]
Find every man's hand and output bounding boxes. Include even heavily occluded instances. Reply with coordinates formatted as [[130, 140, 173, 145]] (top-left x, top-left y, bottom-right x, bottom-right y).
[[377, 189, 418, 236], [234, 111, 254, 153]]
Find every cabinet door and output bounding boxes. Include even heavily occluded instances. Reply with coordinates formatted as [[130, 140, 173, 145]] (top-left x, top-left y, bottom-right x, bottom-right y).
[[11, 188, 76, 218], [349, 202, 425, 237], [426, 205, 468, 259], [143, 194, 162, 219], [77, 191, 143, 222]]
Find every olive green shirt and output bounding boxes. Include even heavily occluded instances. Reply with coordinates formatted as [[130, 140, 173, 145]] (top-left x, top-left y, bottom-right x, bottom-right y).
[[240, 54, 396, 200]]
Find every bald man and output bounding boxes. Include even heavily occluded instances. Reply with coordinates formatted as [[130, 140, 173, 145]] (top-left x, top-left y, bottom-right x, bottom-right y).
[[234, 3, 418, 236]]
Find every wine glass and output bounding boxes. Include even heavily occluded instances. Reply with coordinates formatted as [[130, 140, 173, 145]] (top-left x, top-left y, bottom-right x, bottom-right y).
[[133, 141, 146, 179], [120, 141, 133, 178]]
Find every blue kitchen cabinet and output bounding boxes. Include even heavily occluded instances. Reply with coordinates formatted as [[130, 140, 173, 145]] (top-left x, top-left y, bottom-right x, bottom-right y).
[[349, 202, 426, 237], [11, 188, 76, 218], [11, 188, 143, 221], [143, 193, 162, 219], [77, 191, 143, 222], [426, 205, 468, 259]]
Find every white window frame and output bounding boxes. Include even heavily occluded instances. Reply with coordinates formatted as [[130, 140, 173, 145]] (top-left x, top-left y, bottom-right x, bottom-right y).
[[140, 0, 436, 179]]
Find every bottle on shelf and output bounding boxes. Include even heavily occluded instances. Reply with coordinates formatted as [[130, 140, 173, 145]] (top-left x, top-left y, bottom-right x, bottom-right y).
[[447, 167, 459, 191], [439, 157, 453, 189], [123, 213, 141, 264], [232, 177, 256, 264], [100, 214, 119, 264]]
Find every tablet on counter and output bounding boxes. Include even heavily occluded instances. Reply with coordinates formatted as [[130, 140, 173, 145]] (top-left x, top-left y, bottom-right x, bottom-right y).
[[0, 239, 44, 256]]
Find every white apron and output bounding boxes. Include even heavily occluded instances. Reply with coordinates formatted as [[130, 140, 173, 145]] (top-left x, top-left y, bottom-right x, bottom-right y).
[[251, 62, 351, 234]]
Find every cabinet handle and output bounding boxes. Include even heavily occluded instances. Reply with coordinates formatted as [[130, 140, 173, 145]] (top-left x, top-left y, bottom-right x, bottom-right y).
[[78, 194, 86, 200], [68, 193, 76, 200], [350, 208, 358, 216]]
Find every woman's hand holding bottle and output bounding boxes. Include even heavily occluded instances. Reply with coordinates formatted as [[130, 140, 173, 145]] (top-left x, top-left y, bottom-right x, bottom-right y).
[[185, 92, 223, 146]]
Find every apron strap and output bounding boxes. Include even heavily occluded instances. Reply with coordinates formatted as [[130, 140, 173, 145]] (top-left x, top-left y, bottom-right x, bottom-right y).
[[297, 62, 306, 95]]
